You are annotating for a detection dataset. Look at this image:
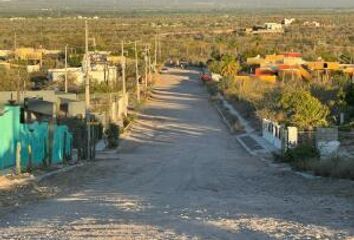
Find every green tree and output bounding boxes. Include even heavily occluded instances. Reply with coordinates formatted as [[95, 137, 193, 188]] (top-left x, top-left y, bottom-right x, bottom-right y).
[[220, 55, 239, 77], [279, 89, 329, 129], [207, 60, 222, 74], [346, 84, 354, 106]]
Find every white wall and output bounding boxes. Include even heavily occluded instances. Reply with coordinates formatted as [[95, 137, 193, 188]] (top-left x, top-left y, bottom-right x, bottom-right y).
[[48, 68, 83, 84], [89, 65, 117, 84], [262, 119, 282, 149], [262, 119, 298, 150]]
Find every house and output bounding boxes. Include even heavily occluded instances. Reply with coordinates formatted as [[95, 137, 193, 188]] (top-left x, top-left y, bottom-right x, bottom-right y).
[[15, 48, 43, 61], [248, 53, 304, 67], [306, 61, 340, 71], [0, 90, 78, 105], [107, 56, 125, 65], [89, 64, 118, 84], [304, 21, 321, 27], [43, 49, 62, 56], [250, 23, 284, 34], [0, 50, 12, 60], [264, 23, 283, 31], [246, 52, 308, 82], [48, 68, 84, 84], [282, 18, 296, 26], [0, 90, 85, 120], [89, 51, 111, 64], [26, 65, 41, 73]]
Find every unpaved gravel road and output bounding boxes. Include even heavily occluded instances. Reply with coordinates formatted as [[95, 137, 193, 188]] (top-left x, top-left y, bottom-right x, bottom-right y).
[[0, 69, 354, 239]]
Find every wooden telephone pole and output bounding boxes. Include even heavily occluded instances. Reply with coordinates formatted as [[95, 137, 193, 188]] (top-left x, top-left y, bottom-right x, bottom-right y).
[[158, 35, 162, 61], [154, 35, 157, 71], [121, 40, 126, 96], [84, 20, 91, 161], [16, 70, 21, 103], [135, 41, 141, 103], [144, 45, 149, 91], [64, 44, 68, 93], [147, 46, 152, 82], [14, 32, 17, 51], [85, 21, 90, 109]]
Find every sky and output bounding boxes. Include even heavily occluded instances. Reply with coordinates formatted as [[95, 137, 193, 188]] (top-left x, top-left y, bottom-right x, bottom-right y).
[[1, 0, 354, 11]]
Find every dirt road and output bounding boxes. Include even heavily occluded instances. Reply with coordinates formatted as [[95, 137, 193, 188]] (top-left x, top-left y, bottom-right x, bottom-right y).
[[0, 69, 353, 239]]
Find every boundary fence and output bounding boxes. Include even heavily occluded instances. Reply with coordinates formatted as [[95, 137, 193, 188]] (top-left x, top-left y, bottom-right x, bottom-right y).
[[0, 105, 72, 171]]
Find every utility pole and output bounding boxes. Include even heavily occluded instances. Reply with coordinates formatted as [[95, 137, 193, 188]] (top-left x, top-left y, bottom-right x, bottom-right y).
[[148, 47, 152, 84], [14, 32, 17, 51], [16, 70, 20, 103], [158, 35, 162, 61], [85, 21, 90, 109], [154, 35, 157, 71], [144, 45, 148, 91], [23, 71, 27, 96], [64, 44, 68, 93], [135, 41, 141, 103], [84, 20, 91, 161], [121, 40, 126, 96]]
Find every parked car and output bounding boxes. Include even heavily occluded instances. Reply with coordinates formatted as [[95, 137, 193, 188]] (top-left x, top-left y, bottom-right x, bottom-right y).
[[159, 67, 169, 74], [201, 70, 212, 82], [180, 61, 189, 69]]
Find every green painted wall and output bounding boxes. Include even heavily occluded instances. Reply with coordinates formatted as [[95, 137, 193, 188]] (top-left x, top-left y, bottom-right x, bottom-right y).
[[0, 105, 72, 171]]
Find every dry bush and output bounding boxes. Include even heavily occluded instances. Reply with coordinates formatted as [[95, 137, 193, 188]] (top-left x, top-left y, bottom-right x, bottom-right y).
[[281, 144, 354, 180], [309, 157, 354, 180], [223, 78, 275, 105]]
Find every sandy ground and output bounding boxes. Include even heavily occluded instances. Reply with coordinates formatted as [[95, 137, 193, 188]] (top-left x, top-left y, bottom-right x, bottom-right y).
[[0, 68, 353, 240]]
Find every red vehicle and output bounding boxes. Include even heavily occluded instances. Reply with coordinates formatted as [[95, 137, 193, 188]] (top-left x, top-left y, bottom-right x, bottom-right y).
[[201, 73, 212, 82], [200, 70, 212, 82]]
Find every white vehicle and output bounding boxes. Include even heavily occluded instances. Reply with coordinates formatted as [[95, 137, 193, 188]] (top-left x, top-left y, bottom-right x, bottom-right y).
[[159, 67, 169, 74], [212, 73, 223, 82]]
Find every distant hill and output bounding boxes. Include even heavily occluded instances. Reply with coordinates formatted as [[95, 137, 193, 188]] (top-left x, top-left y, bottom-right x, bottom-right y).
[[0, 0, 354, 12]]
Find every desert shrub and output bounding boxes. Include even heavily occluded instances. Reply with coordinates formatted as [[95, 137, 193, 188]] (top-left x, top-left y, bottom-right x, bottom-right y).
[[339, 121, 354, 131], [218, 77, 235, 91], [208, 60, 222, 74], [0, 66, 29, 91], [123, 114, 137, 128], [59, 117, 86, 149], [281, 145, 354, 180], [105, 123, 120, 149], [205, 81, 219, 96], [282, 144, 319, 164], [310, 157, 354, 180], [346, 84, 354, 106]]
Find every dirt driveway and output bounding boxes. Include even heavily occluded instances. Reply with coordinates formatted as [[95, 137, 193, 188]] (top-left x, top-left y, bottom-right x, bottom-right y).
[[0, 68, 353, 239]]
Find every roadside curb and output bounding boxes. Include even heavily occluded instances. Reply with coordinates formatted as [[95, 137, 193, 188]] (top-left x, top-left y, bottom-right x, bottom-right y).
[[212, 99, 234, 134], [210, 96, 258, 157], [0, 162, 86, 192], [34, 163, 85, 183], [234, 136, 257, 156]]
